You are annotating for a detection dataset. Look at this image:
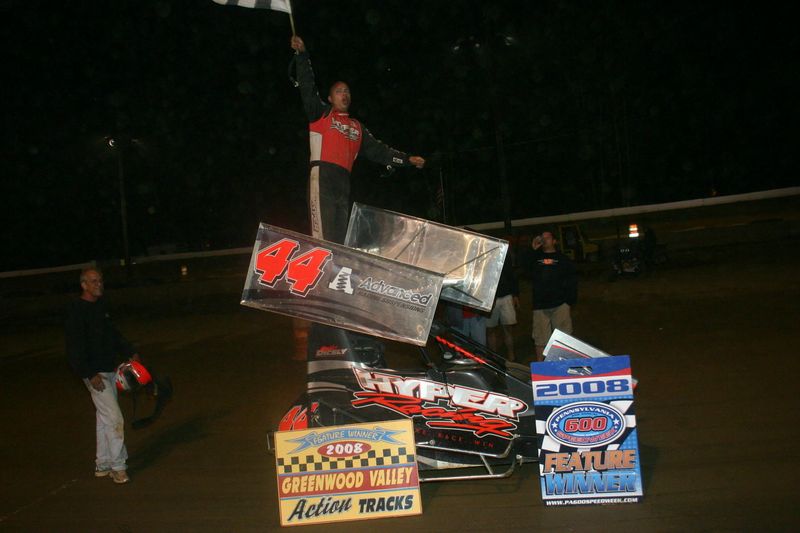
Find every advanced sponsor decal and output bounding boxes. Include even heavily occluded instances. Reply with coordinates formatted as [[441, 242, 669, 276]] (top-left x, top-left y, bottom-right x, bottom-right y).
[[328, 267, 354, 294], [351, 368, 527, 439], [326, 265, 434, 314], [357, 277, 433, 307]]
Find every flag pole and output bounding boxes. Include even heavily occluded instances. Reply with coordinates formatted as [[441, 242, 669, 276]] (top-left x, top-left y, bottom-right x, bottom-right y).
[[287, 0, 296, 35], [439, 167, 446, 224]]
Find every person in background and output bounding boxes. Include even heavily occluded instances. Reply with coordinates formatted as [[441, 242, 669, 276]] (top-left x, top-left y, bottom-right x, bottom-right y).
[[487, 256, 519, 361], [459, 305, 487, 346], [529, 230, 577, 361]]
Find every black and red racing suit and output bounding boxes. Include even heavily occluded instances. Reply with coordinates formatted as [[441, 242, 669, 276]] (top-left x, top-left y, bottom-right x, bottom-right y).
[[295, 51, 413, 244]]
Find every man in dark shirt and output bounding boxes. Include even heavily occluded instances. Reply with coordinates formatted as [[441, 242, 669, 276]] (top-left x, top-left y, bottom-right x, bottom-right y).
[[290, 35, 425, 244], [65, 268, 138, 484], [530, 231, 577, 361]]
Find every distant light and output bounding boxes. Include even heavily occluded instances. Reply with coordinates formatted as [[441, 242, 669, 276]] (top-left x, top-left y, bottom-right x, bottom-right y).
[[503, 35, 516, 46], [107, 138, 116, 148], [451, 36, 478, 54], [628, 224, 640, 238]]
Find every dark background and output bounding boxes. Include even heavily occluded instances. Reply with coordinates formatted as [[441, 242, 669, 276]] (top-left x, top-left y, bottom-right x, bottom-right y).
[[2, 0, 798, 270]]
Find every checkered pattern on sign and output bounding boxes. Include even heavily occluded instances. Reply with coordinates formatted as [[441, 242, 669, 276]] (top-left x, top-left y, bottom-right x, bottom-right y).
[[276, 447, 416, 474]]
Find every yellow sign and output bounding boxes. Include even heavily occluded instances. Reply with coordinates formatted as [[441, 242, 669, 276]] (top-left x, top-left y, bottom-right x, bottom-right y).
[[274, 419, 422, 527]]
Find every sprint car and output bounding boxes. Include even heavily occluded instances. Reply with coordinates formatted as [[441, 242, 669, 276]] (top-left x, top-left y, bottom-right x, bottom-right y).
[[270, 321, 539, 482]]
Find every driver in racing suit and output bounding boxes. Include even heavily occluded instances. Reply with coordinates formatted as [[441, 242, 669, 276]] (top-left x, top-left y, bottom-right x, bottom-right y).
[[290, 35, 425, 244]]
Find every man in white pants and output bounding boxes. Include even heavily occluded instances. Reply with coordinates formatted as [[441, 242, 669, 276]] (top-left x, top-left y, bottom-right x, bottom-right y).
[[487, 257, 519, 361], [66, 268, 138, 484]]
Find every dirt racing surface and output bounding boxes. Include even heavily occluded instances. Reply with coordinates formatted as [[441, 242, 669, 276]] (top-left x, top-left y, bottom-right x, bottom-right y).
[[1, 233, 799, 531]]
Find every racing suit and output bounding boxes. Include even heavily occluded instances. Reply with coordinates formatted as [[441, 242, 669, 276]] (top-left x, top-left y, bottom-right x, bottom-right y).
[[295, 51, 414, 244]]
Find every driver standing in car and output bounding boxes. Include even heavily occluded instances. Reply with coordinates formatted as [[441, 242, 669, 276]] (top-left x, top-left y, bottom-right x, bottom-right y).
[[290, 35, 425, 244]]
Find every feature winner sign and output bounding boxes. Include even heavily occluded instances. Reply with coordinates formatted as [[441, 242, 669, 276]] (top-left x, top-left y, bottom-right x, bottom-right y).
[[532, 356, 643, 505], [274, 419, 421, 526]]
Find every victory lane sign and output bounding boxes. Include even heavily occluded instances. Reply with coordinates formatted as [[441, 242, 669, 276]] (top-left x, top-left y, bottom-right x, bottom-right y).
[[274, 419, 422, 526], [241, 224, 444, 346]]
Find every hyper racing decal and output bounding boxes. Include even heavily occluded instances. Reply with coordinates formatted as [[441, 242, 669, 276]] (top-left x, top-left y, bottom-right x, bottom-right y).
[[351, 369, 527, 439]]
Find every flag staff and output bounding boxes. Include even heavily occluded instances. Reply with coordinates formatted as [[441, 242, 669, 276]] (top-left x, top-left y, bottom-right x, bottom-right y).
[[287, 0, 296, 35], [439, 167, 447, 224]]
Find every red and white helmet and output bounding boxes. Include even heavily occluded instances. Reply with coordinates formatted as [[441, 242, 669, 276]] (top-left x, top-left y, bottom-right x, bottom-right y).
[[115, 360, 153, 392]]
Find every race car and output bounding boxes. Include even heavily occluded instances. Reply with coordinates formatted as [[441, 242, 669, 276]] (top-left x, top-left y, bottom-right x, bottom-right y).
[[270, 321, 539, 482]]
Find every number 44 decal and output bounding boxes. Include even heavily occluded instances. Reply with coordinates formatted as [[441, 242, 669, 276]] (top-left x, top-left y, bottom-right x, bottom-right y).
[[255, 238, 333, 296]]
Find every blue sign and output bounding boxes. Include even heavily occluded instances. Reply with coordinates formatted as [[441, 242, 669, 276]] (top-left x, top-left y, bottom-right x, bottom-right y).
[[532, 356, 644, 505]]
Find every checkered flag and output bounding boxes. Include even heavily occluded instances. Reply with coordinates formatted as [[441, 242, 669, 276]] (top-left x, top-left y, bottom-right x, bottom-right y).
[[213, 0, 291, 12], [212, 0, 296, 34]]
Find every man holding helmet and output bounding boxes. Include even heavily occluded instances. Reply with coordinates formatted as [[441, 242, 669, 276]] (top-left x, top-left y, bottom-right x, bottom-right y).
[[65, 267, 138, 484]]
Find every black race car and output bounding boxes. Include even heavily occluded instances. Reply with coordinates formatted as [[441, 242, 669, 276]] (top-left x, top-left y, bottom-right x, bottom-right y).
[[270, 321, 538, 482]]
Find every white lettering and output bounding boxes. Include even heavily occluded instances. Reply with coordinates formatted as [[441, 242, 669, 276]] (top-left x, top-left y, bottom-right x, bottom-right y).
[[353, 369, 526, 418]]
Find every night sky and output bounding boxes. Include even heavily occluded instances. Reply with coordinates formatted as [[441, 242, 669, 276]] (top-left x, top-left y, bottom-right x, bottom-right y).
[[2, 0, 798, 270]]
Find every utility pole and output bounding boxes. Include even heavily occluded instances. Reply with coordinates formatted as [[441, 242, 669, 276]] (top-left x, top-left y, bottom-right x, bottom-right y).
[[452, 22, 516, 233], [488, 80, 512, 234], [107, 136, 132, 280]]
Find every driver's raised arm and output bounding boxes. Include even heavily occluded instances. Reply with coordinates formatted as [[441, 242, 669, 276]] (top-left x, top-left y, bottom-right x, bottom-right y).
[[290, 35, 328, 121]]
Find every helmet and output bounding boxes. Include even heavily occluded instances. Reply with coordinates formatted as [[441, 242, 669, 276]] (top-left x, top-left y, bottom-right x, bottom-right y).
[[115, 360, 153, 392]]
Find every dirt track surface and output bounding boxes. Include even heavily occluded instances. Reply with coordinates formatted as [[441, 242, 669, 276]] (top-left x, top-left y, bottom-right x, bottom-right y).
[[2, 240, 799, 531]]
